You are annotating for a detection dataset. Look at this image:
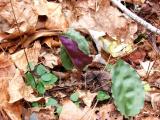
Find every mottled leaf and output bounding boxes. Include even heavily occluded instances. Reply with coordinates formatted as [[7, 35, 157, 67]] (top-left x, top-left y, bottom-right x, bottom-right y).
[[60, 36, 92, 70], [64, 29, 90, 55], [60, 46, 74, 70], [111, 60, 144, 117]]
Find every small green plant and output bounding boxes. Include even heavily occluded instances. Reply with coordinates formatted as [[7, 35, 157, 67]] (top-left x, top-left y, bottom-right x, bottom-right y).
[[97, 90, 110, 101], [46, 98, 62, 115], [25, 64, 58, 95], [31, 97, 62, 114], [70, 92, 79, 102], [111, 60, 145, 118]]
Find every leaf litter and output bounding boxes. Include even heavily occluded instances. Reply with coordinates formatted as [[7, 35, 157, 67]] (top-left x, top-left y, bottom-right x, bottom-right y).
[[0, 0, 160, 120]]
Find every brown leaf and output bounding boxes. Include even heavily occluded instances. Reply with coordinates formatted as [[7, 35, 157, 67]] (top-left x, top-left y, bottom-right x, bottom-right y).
[[69, 0, 137, 43], [77, 90, 97, 107], [43, 37, 61, 48], [33, 0, 68, 30], [59, 100, 97, 120], [0, 0, 37, 33], [98, 104, 123, 120], [11, 41, 41, 72], [40, 51, 59, 69], [23, 30, 60, 47], [0, 53, 22, 120], [8, 69, 42, 103]]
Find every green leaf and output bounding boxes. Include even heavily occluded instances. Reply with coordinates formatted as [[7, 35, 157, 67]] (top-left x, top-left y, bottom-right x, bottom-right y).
[[70, 92, 79, 102], [36, 82, 45, 94], [27, 62, 35, 71], [31, 102, 40, 107], [46, 98, 58, 106], [36, 64, 48, 76], [64, 29, 90, 55], [111, 60, 145, 117], [25, 72, 36, 89], [60, 46, 74, 70], [56, 105, 62, 115], [97, 91, 110, 101], [41, 73, 58, 85]]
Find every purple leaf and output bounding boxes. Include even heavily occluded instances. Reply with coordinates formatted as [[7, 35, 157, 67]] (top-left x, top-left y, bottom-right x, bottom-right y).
[[60, 36, 92, 70]]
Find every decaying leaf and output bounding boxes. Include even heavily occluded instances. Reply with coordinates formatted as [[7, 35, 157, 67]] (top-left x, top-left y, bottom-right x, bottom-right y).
[[8, 69, 42, 103], [0, 53, 22, 120], [59, 100, 97, 120], [0, 0, 37, 33], [40, 52, 59, 69], [11, 41, 41, 72], [77, 90, 97, 107], [98, 104, 123, 120], [70, 0, 137, 43], [124, 0, 146, 4], [33, 0, 68, 30]]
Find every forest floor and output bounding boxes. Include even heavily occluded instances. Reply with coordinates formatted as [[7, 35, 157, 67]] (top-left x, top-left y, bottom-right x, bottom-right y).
[[0, 0, 160, 120]]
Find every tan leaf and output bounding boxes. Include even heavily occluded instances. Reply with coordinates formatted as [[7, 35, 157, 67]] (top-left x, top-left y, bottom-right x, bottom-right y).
[[59, 100, 97, 120], [98, 104, 123, 120], [0, 53, 22, 120], [0, 0, 37, 33], [2, 102, 22, 120], [40, 51, 59, 69], [11, 41, 41, 72], [124, 0, 145, 4], [0, 53, 16, 106], [28, 107, 56, 120], [77, 90, 97, 107], [43, 37, 61, 48], [70, 0, 137, 43], [33, 0, 68, 30], [8, 69, 42, 103]]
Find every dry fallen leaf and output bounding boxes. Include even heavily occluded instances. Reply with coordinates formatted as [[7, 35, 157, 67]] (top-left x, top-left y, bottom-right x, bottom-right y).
[[0, 53, 22, 120], [98, 104, 123, 120], [11, 41, 41, 72], [124, 0, 146, 4], [70, 0, 137, 43], [8, 69, 42, 103], [77, 90, 97, 107], [40, 51, 59, 69], [0, 0, 37, 33], [59, 100, 97, 120], [44, 37, 61, 48], [33, 0, 68, 30]]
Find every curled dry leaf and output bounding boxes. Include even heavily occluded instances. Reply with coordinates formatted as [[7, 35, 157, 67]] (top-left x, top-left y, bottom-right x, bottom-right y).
[[11, 41, 41, 72], [59, 100, 97, 120], [23, 30, 60, 47], [0, 53, 22, 120]]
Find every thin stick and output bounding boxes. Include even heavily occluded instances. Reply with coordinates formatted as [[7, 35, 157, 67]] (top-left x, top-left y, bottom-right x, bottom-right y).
[[10, 0, 33, 73], [111, 0, 160, 35]]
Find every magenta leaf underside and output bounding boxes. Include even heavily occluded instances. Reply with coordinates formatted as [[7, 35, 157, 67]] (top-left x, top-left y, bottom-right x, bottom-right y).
[[60, 36, 92, 70]]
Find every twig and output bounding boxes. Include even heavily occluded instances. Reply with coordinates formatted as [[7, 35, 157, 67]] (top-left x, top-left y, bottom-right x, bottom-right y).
[[111, 0, 160, 35]]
